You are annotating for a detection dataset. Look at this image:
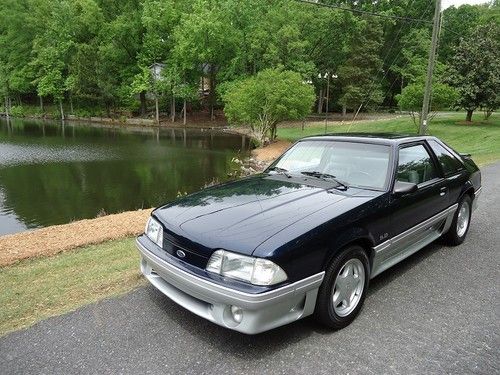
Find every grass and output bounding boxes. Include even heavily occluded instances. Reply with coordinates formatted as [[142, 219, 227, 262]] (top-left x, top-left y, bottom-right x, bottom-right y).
[[0, 237, 144, 336], [278, 113, 500, 166]]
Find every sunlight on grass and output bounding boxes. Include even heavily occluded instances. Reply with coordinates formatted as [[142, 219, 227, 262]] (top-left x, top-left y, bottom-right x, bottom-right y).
[[277, 113, 500, 166], [0, 238, 144, 336]]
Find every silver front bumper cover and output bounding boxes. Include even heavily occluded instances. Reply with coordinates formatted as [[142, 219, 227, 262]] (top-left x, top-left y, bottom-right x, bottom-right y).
[[136, 239, 324, 334]]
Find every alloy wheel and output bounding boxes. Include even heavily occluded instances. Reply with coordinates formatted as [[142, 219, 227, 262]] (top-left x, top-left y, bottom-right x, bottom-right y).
[[332, 258, 365, 317]]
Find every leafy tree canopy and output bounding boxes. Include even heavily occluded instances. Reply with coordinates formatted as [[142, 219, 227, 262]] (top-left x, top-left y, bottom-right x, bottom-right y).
[[447, 22, 500, 121], [222, 68, 315, 142], [396, 81, 458, 129]]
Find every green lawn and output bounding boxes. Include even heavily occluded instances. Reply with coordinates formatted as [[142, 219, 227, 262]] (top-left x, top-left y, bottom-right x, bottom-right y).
[[278, 113, 500, 166], [0, 238, 144, 336]]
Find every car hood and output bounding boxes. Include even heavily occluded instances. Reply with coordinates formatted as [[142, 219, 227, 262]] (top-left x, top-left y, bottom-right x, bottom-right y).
[[154, 173, 380, 256]]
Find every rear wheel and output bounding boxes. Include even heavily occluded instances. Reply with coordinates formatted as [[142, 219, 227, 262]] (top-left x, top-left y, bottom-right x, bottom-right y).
[[443, 195, 472, 246], [314, 245, 370, 329]]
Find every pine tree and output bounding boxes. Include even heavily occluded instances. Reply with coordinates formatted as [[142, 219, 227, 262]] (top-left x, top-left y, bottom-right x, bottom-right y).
[[338, 19, 384, 113]]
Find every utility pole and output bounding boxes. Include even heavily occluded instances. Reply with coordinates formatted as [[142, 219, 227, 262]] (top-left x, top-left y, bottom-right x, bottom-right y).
[[324, 72, 330, 133], [419, 0, 441, 135]]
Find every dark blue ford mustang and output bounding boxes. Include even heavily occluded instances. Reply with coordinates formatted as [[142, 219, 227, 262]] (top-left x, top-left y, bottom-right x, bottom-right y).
[[136, 134, 481, 334]]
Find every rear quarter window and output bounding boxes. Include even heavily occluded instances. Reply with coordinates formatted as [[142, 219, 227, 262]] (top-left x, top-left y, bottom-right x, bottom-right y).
[[427, 140, 464, 176]]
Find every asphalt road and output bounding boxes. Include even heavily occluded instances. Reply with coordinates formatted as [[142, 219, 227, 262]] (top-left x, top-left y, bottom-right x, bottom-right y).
[[1, 164, 499, 375]]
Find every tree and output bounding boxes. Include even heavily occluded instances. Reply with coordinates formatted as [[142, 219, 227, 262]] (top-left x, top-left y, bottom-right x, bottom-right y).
[[396, 81, 457, 129], [447, 23, 500, 122], [338, 19, 384, 113], [0, 0, 37, 110], [30, 0, 104, 118], [95, 0, 144, 115], [394, 25, 456, 131], [222, 68, 315, 143], [393, 28, 445, 86], [440, 5, 483, 63], [172, 0, 238, 120]]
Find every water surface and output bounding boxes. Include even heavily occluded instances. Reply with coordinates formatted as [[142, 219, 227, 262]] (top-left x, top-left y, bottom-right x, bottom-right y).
[[0, 118, 249, 235]]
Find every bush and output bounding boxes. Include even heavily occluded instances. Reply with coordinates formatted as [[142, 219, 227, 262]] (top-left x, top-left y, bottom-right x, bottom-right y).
[[73, 108, 92, 118], [9, 105, 26, 118], [396, 82, 458, 127]]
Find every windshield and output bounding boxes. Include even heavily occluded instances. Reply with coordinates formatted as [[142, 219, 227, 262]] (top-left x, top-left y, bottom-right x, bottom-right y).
[[269, 140, 391, 190]]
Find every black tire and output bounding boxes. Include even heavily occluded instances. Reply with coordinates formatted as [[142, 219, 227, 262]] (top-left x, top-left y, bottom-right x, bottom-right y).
[[442, 195, 472, 246], [314, 245, 370, 330]]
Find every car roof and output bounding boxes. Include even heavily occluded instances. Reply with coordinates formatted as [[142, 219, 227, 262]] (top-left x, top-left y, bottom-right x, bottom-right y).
[[300, 133, 436, 145]]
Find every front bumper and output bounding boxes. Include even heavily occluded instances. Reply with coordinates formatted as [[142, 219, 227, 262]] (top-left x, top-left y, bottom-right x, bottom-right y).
[[136, 238, 324, 334]]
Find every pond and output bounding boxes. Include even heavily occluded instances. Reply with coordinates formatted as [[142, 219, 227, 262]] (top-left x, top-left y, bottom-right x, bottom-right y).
[[0, 118, 250, 236]]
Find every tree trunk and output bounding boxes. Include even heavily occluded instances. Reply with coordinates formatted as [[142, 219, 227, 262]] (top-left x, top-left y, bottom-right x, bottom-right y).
[[171, 96, 175, 122], [140, 91, 146, 116], [155, 97, 159, 125], [4, 96, 9, 119], [39, 96, 44, 112], [209, 68, 216, 121], [342, 105, 346, 118], [269, 124, 278, 141], [317, 88, 323, 114], [466, 109, 473, 122], [69, 94, 74, 114], [183, 99, 187, 126], [59, 99, 64, 120]]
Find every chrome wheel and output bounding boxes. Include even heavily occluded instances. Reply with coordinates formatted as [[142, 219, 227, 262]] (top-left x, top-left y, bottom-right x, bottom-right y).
[[456, 201, 470, 238], [332, 258, 365, 317]]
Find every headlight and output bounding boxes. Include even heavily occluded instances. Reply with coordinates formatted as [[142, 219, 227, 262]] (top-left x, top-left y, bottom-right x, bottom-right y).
[[145, 217, 163, 248], [206, 250, 287, 286]]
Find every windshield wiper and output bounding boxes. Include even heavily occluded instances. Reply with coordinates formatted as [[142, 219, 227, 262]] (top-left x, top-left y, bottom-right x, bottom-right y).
[[267, 166, 292, 178], [300, 171, 349, 190]]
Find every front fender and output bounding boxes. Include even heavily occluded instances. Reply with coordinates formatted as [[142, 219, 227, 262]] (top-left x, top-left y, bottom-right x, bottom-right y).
[[322, 227, 375, 270]]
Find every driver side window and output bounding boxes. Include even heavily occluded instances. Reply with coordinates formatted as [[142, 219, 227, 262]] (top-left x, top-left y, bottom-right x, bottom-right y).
[[397, 144, 438, 185]]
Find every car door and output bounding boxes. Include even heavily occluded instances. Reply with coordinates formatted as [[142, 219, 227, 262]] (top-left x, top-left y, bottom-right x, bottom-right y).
[[378, 142, 449, 265]]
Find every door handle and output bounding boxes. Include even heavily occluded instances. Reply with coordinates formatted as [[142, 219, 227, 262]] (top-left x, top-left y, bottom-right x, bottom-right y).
[[440, 187, 448, 196]]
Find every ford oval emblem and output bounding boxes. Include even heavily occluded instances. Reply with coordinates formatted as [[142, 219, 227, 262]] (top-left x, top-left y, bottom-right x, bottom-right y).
[[176, 250, 186, 258]]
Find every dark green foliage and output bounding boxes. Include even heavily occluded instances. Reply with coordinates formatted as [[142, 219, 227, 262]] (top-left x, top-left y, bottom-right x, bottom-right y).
[[447, 23, 500, 121], [338, 18, 384, 111]]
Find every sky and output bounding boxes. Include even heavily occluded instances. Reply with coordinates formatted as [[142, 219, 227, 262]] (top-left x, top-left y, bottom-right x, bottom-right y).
[[442, 0, 491, 9]]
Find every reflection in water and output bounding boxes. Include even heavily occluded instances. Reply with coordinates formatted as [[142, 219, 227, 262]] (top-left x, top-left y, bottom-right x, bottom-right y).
[[0, 118, 249, 235]]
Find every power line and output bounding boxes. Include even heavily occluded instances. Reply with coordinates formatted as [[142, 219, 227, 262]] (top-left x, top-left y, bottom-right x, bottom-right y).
[[372, 0, 436, 113], [295, 0, 434, 24]]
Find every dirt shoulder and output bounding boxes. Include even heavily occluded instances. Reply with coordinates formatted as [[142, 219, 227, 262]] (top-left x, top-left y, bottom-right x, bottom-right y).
[[0, 209, 152, 267], [251, 140, 292, 163]]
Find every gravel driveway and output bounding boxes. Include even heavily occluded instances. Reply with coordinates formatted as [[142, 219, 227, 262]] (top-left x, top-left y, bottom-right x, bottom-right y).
[[1, 163, 499, 375]]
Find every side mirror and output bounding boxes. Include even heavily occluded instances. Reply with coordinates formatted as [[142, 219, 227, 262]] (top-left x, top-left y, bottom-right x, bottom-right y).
[[393, 181, 418, 197]]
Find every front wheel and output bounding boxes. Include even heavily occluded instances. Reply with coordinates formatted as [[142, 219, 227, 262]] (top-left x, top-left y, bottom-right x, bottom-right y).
[[314, 245, 370, 330], [442, 195, 472, 246]]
